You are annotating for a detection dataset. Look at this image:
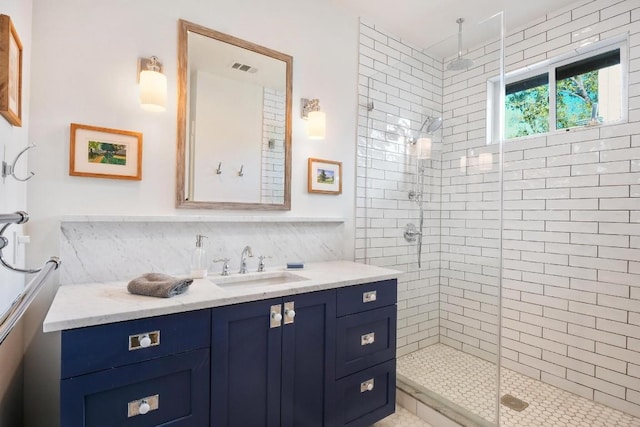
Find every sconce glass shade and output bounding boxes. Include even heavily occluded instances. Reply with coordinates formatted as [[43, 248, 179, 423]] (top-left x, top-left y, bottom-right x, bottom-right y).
[[417, 136, 432, 159], [307, 110, 326, 140], [139, 69, 167, 112]]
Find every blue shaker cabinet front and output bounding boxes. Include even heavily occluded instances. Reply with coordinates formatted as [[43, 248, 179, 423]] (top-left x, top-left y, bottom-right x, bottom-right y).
[[58, 278, 397, 427], [60, 310, 211, 427], [211, 290, 336, 427]]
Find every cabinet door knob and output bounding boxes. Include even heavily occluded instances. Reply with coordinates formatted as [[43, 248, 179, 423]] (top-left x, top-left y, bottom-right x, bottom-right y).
[[139, 334, 152, 348], [272, 311, 283, 322], [285, 309, 296, 319], [139, 400, 151, 415]]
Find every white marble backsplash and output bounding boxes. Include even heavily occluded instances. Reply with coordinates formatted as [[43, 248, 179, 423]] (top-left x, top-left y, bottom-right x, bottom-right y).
[[60, 218, 346, 285]]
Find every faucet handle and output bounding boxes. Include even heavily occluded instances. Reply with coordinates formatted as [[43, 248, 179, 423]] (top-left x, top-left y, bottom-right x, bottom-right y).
[[212, 258, 231, 276], [257, 255, 272, 272]]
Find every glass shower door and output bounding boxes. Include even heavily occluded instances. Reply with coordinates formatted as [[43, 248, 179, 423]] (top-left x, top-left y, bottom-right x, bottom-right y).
[[356, 12, 505, 426]]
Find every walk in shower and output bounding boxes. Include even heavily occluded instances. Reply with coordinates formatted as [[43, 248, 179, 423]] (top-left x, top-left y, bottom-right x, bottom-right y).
[[357, 4, 640, 426]]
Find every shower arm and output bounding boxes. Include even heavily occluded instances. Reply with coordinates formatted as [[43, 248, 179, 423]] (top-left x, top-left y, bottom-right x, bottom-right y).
[[457, 20, 463, 58]]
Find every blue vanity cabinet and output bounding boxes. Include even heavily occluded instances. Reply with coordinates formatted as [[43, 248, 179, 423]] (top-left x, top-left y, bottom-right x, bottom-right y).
[[210, 290, 336, 427], [60, 310, 211, 426], [332, 279, 397, 427]]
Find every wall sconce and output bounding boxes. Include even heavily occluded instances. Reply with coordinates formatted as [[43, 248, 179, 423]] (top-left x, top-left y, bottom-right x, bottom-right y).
[[301, 98, 326, 140], [138, 56, 167, 112]]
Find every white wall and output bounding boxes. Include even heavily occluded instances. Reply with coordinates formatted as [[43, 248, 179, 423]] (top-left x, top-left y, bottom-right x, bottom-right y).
[[24, 1, 360, 425], [0, 0, 32, 426]]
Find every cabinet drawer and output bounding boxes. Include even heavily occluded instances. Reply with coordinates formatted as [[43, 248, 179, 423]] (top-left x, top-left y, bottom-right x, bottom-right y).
[[332, 360, 396, 427], [336, 305, 396, 378], [61, 348, 209, 427], [61, 309, 210, 378], [336, 279, 397, 317]]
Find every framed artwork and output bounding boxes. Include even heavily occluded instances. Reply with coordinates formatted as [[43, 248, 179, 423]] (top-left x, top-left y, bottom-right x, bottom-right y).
[[0, 14, 23, 127], [308, 157, 342, 195], [70, 123, 143, 180]]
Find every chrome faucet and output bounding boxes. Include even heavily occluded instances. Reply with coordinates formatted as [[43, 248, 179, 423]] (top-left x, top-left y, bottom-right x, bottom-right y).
[[239, 246, 253, 274]]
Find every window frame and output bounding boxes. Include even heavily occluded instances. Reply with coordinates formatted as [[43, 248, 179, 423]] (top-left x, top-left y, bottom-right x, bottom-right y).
[[487, 34, 629, 143]]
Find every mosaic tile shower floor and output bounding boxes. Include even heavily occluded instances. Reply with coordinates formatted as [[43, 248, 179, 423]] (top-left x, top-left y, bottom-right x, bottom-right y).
[[372, 406, 435, 427], [397, 344, 640, 427]]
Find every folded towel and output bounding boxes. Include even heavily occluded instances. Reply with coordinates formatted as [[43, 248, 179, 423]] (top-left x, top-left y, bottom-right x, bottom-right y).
[[127, 273, 193, 298]]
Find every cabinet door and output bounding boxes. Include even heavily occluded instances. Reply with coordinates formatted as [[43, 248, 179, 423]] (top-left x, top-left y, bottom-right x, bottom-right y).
[[281, 290, 336, 427], [211, 297, 282, 427]]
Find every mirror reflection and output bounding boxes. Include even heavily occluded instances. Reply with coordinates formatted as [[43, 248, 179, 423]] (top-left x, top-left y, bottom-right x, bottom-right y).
[[176, 20, 292, 210]]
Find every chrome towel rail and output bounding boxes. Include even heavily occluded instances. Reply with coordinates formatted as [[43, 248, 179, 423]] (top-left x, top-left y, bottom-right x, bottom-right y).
[[0, 211, 48, 273], [0, 256, 60, 345], [0, 211, 61, 344]]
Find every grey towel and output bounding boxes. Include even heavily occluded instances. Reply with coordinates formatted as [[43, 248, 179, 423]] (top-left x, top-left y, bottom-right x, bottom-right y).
[[127, 273, 193, 298]]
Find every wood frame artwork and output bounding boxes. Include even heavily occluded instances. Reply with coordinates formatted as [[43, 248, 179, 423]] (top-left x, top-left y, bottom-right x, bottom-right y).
[[70, 123, 143, 180], [0, 14, 23, 127], [308, 158, 342, 195]]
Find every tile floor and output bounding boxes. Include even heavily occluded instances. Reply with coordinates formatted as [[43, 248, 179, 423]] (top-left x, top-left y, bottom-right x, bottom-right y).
[[373, 406, 435, 427], [397, 344, 640, 427]]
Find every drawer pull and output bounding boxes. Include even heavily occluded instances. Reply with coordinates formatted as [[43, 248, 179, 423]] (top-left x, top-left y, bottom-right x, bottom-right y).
[[362, 291, 377, 303], [360, 379, 375, 393], [129, 331, 160, 351], [284, 301, 295, 325], [361, 332, 375, 346], [139, 400, 151, 415], [270, 304, 282, 328], [128, 394, 159, 417]]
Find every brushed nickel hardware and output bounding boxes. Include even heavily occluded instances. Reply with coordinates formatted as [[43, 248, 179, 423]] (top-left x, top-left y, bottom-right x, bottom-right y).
[[257, 255, 272, 272], [213, 258, 231, 276], [270, 304, 282, 328], [2, 144, 35, 182], [361, 332, 375, 346], [284, 301, 295, 325], [239, 245, 253, 274], [128, 394, 159, 417], [360, 379, 375, 393], [129, 330, 160, 351], [362, 290, 377, 303]]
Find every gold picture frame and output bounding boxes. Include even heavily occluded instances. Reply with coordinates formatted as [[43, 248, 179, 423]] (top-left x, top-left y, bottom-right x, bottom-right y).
[[308, 158, 342, 194], [0, 14, 23, 127], [70, 123, 143, 180]]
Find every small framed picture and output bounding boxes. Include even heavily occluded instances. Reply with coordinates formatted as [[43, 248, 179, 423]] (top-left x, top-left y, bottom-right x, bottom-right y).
[[70, 123, 143, 180], [308, 157, 342, 195], [0, 14, 23, 127]]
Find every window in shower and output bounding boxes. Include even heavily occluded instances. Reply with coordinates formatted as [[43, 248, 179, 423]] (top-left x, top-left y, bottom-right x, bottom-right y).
[[505, 74, 549, 139], [555, 49, 621, 129], [497, 37, 626, 141]]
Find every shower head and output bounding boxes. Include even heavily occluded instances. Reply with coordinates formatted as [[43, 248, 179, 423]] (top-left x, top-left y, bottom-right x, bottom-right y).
[[447, 18, 474, 71], [407, 115, 443, 145], [418, 116, 443, 134]]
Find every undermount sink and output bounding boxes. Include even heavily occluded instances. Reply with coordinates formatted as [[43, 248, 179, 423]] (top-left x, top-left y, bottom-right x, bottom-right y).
[[210, 270, 309, 289]]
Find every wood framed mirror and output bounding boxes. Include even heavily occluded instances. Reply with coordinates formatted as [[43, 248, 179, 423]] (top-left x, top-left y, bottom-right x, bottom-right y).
[[176, 20, 292, 210]]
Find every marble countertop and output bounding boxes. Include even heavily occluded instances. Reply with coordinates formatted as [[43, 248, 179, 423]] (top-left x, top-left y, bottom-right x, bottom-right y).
[[43, 260, 401, 332]]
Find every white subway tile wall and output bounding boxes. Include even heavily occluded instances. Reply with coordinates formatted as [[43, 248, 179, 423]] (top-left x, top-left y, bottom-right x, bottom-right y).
[[261, 88, 286, 204], [356, 18, 444, 357], [358, 0, 640, 419]]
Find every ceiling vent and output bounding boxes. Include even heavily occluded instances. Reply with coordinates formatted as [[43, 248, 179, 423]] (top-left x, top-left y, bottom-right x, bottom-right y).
[[231, 62, 258, 74]]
